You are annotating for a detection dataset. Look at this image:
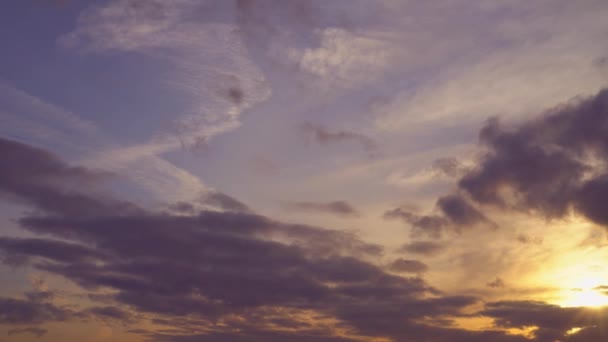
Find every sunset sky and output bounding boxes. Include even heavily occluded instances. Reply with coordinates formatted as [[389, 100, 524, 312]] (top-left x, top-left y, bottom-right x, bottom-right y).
[[2, 1, 608, 341]]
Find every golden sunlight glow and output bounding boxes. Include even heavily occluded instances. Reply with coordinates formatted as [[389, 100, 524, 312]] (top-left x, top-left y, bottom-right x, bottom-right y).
[[559, 276, 608, 308], [565, 327, 583, 336], [535, 233, 608, 310]]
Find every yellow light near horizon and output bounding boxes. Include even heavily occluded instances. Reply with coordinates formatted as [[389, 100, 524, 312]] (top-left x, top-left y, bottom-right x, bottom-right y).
[[562, 289, 608, 308], [559, 276, 608, 308], [566, 327, 583, 336]]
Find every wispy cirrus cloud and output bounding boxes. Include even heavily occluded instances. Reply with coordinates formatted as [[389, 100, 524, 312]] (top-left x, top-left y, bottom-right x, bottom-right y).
[[0, 82, 209, 203], [60, 0, 271, 162], [300, 122, 380, 157], [373, 1, 608, 133]]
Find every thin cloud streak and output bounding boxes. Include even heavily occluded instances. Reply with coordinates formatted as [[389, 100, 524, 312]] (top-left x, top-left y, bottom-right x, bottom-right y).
[[285, 200, 360, 217]]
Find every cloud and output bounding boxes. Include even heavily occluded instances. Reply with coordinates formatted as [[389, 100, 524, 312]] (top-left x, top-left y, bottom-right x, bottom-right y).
[[0, 82, 211, 203], [398, 241, 445, 256], [0, 137, 537, 341], [289, 27, 396, 88], [83, 306, 133, 322], [593, 285, 608, 296], [235, 0, 399, 90], [516, 234, 543, 245], [150, 330, 357, 342], [0, 137, 138, 217], [384, 194, 490, 237], [481, 301, 608, 341], [285, 200, 359, 217], [384, 207, 447, 238], [0, 294, 130, 330], [459, 88, 608, 228], [200, 192, 250, 213], [487, 277, 506, 288], [7, 135, 608, 340], [387, 258, 429, 274], [432, 158, 467, 178], [7, 327, 47, 338], [61, 0, 271, 156], [24, 290, 54, 303], [373, 0, 608, 132], [385, 157, 469, 188], [0, 237, 105, 266], [31, 0, 282, 206], [0, 297, 71, 324], [0, 82, 100, 149], [387, 88, 608, 239], [4, 1, 608, 340], [300, 122, 380, 157], [436, 194, 490, 229]]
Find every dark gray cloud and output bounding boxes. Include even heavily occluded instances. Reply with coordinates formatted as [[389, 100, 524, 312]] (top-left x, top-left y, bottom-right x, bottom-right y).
[[436, 194, 490, 229], [0, 294, 130, 331], [0, 236, 105, 266], [384, 194, 489, 237], [388, 258, 429, 274], [285, 200, 359, 217], [0, 297, 71, 325], [300, 122, 380, 156], [481, 301, 608, 341], [384, 207, 447, 238], [459, 88, 608, 228], [83, 306, 132, 322], [24, 290, 54, 303], [0, 137, 471, 340], [0, 137, 139, 218], [199, 191, 250, 213], [398, 241, 445, 256], [168, 191, 253, 214], [387, 88, 608, 241]]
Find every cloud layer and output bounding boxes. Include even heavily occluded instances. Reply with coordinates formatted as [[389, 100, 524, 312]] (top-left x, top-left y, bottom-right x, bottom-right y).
[[0, 136, 569, 341], [2, 1, 608, 341]]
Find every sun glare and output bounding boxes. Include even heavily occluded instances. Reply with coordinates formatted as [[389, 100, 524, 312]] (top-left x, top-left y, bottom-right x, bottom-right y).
[[560, 276, 608, 308]]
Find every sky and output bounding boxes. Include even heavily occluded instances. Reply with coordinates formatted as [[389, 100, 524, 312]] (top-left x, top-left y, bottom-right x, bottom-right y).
[[1, 0, 608, 341]]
